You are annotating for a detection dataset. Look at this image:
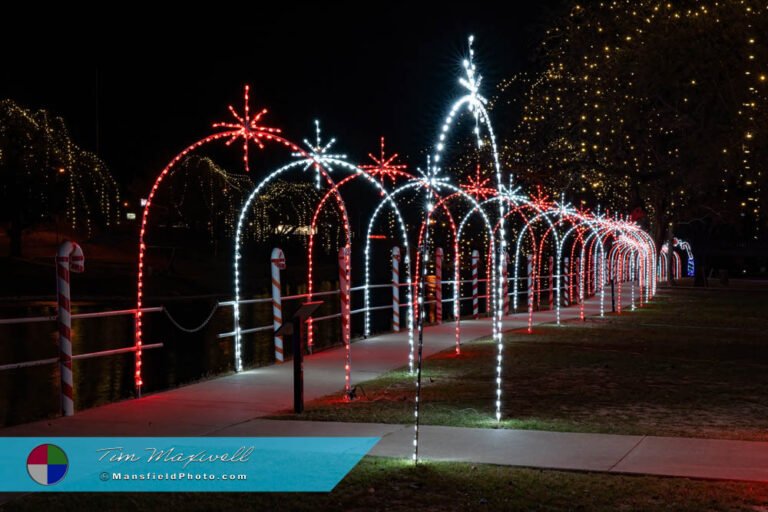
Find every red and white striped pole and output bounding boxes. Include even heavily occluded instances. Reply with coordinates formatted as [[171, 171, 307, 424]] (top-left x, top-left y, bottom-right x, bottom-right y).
[[548, 255, 554, 311], [502, 252, 510, 315], [56, 240, 84, 417], [435, 247, 443, 323], [392, 246, 401, 332], [339, 246, 351, 396], [527, 256, 534, 333], [471, 249, 480, 319], [270, 248, 286, 363]]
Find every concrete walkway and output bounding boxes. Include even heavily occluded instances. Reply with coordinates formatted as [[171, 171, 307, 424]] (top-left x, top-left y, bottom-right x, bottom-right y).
[[0, 291, 608, 437], [208, 419, 768, 483], [6, 289, 765, 483]]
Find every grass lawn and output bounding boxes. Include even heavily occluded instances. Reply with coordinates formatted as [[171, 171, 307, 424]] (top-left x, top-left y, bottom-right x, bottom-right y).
[[271, 285, 768, 440], [3, 457, 768, 512]]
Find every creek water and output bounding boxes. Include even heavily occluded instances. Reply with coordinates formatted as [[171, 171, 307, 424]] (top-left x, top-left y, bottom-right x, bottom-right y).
[[0, 279, 369, 426]]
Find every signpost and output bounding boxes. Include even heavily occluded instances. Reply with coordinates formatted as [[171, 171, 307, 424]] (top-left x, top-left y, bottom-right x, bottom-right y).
[[275, 301, 323, 414]]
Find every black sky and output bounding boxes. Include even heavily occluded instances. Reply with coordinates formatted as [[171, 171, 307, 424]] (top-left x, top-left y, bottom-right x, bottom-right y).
[[2, 2, 567, 194]]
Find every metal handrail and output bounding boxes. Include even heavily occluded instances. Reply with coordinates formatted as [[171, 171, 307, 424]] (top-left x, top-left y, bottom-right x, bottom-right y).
[[0, 343, 163, 372], [218, 307, 343, 340], [0, 306, 163, 326], [2, 271, 585, 370], [311, 312, 342, 323], [219, 297, 271, 307]]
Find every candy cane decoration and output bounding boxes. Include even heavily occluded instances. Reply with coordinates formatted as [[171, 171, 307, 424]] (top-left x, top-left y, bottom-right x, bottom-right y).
[[435, 247, 443, 323], [339, 246, 351, 396], [56, 240, 84, 417], [270, 248, 286, 363], [392, 246, 401, 332], [471, 249, 480, 319], [548, 255, 554, 311], [527, 256, 534, 333]]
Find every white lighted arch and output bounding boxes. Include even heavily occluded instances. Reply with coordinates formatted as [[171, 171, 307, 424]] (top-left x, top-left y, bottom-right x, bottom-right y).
[[510, 207, 562, 321], [311, 157, 417, 373], [414, 36, 510, 464], [555, 211, 608, 315], [232, 159, 350, 373]]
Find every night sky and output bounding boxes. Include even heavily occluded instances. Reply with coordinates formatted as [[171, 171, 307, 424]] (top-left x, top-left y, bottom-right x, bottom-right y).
[[2, 2, 566, 195]]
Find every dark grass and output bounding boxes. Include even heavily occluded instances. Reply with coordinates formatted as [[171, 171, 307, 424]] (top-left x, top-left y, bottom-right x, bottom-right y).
[[271, 286, 768, 440], [4, 457, 768, 512]]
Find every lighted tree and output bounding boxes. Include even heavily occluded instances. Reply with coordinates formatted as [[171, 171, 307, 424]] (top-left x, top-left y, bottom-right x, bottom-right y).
[[500, 1, 768, 260], [164, 156, 253, 246], [245, 179, 342, 254], [0, 99, 120, 257], [156, 156, 343, 254]]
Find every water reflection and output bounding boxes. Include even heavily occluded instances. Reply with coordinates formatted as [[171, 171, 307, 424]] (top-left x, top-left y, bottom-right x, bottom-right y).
[[0, 279, 372, 426]]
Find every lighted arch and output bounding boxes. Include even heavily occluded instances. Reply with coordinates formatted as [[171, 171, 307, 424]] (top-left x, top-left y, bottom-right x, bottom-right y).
[[550, 210, 607, 320], [134, 86, 302, 396], [412, 188, 499, 354], [361, 180, 425, 370], [304, 158, 415, 359], [232, 159, 352, 385]]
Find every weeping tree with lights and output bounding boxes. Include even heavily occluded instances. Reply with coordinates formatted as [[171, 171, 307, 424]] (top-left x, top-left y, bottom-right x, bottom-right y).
[[244, 178, 343, 254], [500, 1, 768, 278], [0, 99, 120, 257], [164, 156, 252, 252], [161, 156, 342, 255]]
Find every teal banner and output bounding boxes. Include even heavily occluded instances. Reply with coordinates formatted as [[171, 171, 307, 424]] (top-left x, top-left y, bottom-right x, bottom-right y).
[[0, 437, 378, 492]]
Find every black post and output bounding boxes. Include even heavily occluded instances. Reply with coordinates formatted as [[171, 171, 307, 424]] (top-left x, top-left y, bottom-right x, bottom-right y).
[[292, 316, 303, 414], [276, 301, 321, 415], [610, 278, 616, 313]]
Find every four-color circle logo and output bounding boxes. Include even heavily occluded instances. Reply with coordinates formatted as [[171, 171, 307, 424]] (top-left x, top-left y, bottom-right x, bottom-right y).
[[27, 444, 68, 485]]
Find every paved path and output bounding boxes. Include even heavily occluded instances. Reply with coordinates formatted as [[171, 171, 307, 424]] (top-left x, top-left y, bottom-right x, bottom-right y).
[[1, 291, 609, 437], [207, 419, 768, 483], [6, 289, 764, 484]]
